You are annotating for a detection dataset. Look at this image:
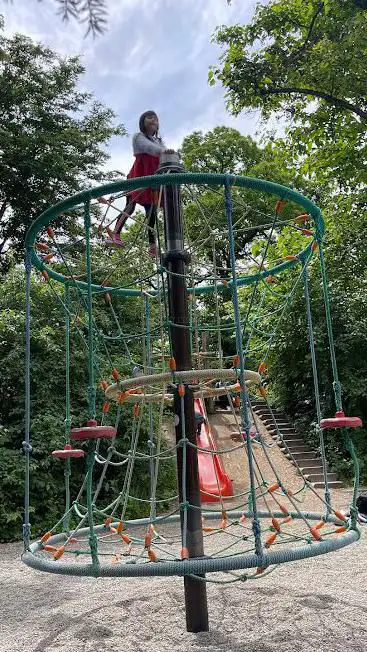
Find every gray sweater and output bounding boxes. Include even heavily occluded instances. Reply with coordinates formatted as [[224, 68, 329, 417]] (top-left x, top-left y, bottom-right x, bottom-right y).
[[132, 132, 166, 157]]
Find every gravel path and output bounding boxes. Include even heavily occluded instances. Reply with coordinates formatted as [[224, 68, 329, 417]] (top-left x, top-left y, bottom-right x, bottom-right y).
[[2, 529, 367, 652], [3, 413, 366, 651]]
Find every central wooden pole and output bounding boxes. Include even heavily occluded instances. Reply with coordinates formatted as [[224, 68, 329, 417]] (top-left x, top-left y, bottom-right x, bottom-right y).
[[158, 153, 209, 633]]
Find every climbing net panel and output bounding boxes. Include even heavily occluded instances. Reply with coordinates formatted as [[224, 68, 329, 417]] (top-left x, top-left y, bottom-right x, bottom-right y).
[[22, 172, 361, 580]]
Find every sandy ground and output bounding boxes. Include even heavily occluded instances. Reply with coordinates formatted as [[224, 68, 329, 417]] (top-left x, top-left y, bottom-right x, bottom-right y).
[[2, 412, 367, 651]]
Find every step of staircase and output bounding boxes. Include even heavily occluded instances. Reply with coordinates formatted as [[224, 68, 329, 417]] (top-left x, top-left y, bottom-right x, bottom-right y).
[[279, 444, 312, 453], [304, 472, 338, 483], [293, 457, 321, 468], [269, 427, 297, 435], [277, 438, 304, 446], [270, 431, 299, 438], [286, 451, 320, 461], [300, 463, 323, 475], [313, 480, 343, 489], [263, 420, 291, 428], [252, 401, 341, 488]]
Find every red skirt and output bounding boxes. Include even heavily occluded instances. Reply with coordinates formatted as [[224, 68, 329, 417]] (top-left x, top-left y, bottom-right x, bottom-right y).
[[127, 153, 160, 205]]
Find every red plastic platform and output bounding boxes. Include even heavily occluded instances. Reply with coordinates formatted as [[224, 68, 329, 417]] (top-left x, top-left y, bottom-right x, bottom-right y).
[[70, 420, 117, 441], [320, 411, 362, 429], [52, 445, 85, 459]]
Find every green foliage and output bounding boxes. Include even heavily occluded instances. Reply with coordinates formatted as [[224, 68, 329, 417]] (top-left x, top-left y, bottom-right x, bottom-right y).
[[0, 29, 125, 266], [0, 266, 176, 541], [207, 2, 366, 484], [211, 0, 367, 196]]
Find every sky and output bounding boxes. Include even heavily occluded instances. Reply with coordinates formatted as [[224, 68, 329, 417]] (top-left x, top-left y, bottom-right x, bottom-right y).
[[2, 0, 263, 175]]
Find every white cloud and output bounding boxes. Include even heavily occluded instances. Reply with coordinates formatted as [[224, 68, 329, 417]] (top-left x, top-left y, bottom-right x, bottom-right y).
[[2, 0, 264, 177]]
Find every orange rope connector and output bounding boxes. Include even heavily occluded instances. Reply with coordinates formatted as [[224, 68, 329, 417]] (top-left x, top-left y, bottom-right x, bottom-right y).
[[40, 531, 52, 543], [315, 520, 325, 530], [46, 226, 54, 239], [220, 511, 228, 529], [275, 200, 287, 214], [295, 213, 309, 225], [178, 383, 185, 397], [232, 354, 240, 367], [234, 396, 241, 408], [265, 532, 277, 548], [43, 544, 57, 552], [271, 517, 281, 533], [279, 504, 289, 516], [256, 566, 266, 575], [36, 243, 49, 252], [258, 362, 267, 374], [121, 534, 132, 544], [133, 403, 139, 417], [258, 386, 267, 398], [97, 196, 110, 204], [53, 545, 65, 560], [118, 392, 127, 405], [234, 382, 241, 392], [144, 533, 152, 549], [302, 229, 313, 236], [335, 526, 347, 534], [148, 549, 157, 562], [202, 526, 215, 532], [285, 255, 298, 261], [102, 401, 110, 413], [111, 368, 120, 381], [112, 554, 121, 563], [43, 253, 55, 262], [265, 275, 276, 284], [169, 357, 176, 371], [310, 527, 322, 541], [41, 270, 49, 281], [104, 518, 112, 528], [104, 293, 111, 304], [181, 547, 189, 560], [268, 482, 280, 494], [117, 521, 124, 534], [222, 279, 229, 286], [311, 241, 318, 251], [239, 514, 247, 524], [334, 510, 346, 522], [100, 380, 108, 391], [282, 515, 293, 524]]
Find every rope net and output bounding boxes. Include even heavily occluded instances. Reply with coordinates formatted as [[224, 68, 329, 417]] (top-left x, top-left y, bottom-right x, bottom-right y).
[[22, 171, 361, 580]]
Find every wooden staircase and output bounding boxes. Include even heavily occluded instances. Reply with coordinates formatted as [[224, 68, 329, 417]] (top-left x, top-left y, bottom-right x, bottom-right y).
[[251, 400, 342, 489]]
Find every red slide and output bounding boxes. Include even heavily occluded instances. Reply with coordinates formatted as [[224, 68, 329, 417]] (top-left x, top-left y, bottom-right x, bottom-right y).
[[194, 398, 233, 503]]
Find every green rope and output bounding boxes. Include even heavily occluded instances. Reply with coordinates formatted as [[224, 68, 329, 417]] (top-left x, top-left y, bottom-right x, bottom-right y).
[[84, 197, 96, 420]]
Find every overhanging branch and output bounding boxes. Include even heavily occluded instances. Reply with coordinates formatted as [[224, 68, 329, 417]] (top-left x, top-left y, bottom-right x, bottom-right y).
[[261, 86, 367, 120]]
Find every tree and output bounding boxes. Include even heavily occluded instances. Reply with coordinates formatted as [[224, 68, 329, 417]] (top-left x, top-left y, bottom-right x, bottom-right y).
[[210, 0, 367, 193], [0, 28, 125, 265], [180, 125, 316, 273], [181, 126, 261, 175], [211, 0, 367, 121], [0, 261, 176, 541]]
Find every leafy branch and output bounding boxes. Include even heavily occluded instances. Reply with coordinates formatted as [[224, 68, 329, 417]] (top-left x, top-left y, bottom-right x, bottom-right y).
[[2, 0, 108, 36]]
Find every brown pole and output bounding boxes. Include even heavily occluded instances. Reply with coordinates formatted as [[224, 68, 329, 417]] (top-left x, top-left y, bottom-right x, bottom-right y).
[[158, 152, 209, 632]]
